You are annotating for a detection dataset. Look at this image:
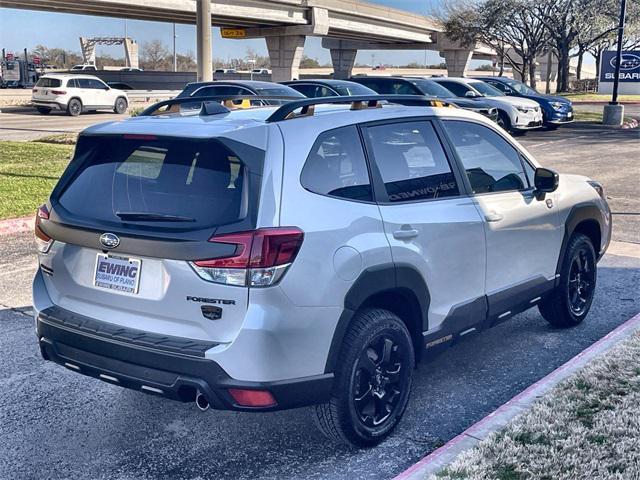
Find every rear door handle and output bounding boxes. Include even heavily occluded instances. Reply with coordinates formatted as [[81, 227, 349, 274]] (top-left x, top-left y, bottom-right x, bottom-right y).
[[485, 212, 504, 222], [393, 228, 419, 240]]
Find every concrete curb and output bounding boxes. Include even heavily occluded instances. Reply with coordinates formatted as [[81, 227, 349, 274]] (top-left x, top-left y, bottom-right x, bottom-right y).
[[0, 215, 34, 236], [392, 310, 640, 480], [571, 101, 640, 105]]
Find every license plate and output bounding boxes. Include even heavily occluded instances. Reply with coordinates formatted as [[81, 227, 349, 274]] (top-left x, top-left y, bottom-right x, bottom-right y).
[[94, 254, 141, 294]]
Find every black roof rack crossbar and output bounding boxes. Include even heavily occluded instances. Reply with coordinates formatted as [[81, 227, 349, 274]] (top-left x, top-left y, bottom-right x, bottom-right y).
[[138, 95, 303, 117], [265, 95, 454, 123]]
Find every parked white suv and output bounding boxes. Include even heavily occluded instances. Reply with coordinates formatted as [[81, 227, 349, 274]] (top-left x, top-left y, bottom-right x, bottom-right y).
[[432, 77, 544, 132], [32, 74, 128, 116], [33, 95, 610, 447]]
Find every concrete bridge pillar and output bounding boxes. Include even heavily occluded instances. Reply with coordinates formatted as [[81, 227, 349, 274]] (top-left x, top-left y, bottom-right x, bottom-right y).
[[196, 0, 212, 81], [442, 49, 473, 77], [266, 35, 306, 82], [330, 48, 357, 79], [124, 38, 139, 69]]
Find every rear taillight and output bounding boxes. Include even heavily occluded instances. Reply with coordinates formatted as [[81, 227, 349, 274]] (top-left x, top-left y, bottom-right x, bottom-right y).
[[51, 90, 66, 95], [35, 204, 53, 254], [190, 227, 304, 287]]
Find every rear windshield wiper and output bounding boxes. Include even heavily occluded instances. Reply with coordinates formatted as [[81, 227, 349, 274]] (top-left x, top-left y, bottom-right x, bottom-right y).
[[116, 212, 195, 222]]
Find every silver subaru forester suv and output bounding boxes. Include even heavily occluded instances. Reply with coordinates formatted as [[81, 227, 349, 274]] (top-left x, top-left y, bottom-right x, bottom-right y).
[[33, 95, 611, 446]]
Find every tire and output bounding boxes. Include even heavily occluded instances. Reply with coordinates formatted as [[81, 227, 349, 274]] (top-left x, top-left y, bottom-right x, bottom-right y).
[[114, 97, 128, 114], [36, 107, 51, 115], [313, 308, 414, 447], [539, 233, 597, 327], [66, 98, 82, 117], [496, 110, 513, 132]]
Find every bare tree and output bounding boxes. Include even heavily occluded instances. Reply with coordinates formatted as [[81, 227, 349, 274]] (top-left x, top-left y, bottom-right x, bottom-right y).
[[141, 40, 170, 70], [442, 0, 549, 87]]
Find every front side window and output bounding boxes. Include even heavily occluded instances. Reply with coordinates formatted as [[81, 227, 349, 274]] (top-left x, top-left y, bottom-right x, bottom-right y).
[[88, 79, 107, 89], [301, 126, 372, 202], [436, 81, 470, 97], [443, 120, 528, 194], [365, 121, 459, 202], [468, 81, 505, 97], [390, 82, 418, 95], [290, 84, 336, 98]]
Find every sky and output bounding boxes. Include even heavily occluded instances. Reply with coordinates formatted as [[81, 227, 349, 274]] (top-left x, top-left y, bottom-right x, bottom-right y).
[[0, 0, 484, 67]]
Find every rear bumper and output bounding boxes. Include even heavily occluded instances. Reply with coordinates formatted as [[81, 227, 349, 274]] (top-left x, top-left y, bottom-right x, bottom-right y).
[[36, 306, 334, 411], [32, 100, 65, 110]]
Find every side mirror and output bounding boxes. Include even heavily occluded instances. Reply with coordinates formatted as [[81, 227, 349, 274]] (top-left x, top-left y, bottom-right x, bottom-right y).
[[104, 86, 110, 90], [534, 167, 559, 195], [464, 90, 477, 98]]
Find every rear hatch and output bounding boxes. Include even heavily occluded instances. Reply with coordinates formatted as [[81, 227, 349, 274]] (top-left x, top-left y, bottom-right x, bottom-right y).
[[38, 133, 265, 344], [32, 77, 64, 102]]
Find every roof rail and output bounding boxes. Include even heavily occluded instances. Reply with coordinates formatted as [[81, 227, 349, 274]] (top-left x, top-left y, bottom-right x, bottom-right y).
[[265, 95, 455, 123], [137, 95, 303, 117]]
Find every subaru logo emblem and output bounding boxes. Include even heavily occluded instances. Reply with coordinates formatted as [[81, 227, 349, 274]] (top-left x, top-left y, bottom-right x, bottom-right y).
[[610, 53, 640, 71], [99, 233, 120, 249]]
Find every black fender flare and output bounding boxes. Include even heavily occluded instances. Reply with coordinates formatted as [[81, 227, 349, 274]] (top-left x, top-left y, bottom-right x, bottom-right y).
[[324, 263, 430, 373], [556, 202, 607, 276]]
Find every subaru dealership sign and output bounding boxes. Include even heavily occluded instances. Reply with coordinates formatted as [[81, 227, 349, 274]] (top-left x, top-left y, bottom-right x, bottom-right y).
[[598, 50, 640, 94]]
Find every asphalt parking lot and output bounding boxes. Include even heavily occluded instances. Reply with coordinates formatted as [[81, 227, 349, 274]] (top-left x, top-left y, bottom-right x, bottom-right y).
[[1, 120, 639, 480], [0, 106, 127, 141]]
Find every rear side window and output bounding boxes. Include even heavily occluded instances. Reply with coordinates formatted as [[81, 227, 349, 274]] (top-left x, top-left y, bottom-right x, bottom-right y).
[[301, 126, 372, 202], [36, 78, 61, 88], [365, 121, 459, 202], [57, 136, 250, 229], [443, 120, 528, 193]]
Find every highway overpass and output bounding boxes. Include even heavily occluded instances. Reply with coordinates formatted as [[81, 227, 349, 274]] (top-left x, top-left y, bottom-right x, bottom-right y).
[[0, 0, 495, 81]]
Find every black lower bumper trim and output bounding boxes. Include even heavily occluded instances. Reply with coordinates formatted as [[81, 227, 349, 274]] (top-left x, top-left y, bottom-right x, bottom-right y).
[[37, 310, 334, 412]]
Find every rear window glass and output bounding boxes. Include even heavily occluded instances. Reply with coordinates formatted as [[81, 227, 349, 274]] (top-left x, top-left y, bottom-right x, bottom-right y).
[[36, 78, 62, 88], [58, 136, 249, 229]]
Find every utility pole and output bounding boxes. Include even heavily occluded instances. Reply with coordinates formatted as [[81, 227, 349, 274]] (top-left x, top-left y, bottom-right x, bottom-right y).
[[603, 0, 627, 125], [173, 23, 177, 72]]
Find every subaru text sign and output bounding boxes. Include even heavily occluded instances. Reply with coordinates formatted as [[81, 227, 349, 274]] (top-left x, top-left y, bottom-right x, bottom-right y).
[[599, 51, 640, 82]]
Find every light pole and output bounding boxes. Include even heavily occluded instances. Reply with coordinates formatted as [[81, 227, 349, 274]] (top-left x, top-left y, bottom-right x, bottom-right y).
[[173, 23, 177, 72], [603, 0, 627, 125]]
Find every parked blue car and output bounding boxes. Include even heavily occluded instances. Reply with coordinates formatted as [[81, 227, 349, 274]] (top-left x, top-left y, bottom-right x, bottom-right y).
[[473, 76, 574, 127]]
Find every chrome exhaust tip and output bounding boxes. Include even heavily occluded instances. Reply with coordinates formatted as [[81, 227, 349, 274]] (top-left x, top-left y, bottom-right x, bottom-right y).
[[195, 391, 210, 412]]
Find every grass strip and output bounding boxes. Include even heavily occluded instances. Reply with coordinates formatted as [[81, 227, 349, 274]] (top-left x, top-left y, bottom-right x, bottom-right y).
[[0, 141, 72, 220], [434, 331, 640, 480]]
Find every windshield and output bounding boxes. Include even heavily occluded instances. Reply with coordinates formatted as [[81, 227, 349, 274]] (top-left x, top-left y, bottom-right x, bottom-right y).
[[57, 136, 253, 230], [409, 79, 455, 98], [470, 81, 505, 97], [332, 83, 376, 96], [505, 80, 538, 96]]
